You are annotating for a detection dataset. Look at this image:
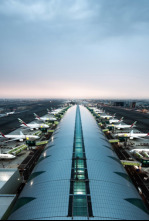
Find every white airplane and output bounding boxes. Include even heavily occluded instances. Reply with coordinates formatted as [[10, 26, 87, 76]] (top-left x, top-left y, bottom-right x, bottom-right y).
[[34, 113, 57, 122], [48, 108, 63, 115], [91, 107, 104, 112], [6, 111, 15, 116], [100, 113, 116, 119], [0, 153, 16, 160], [0, 131, 40, 142], [115, 130, 149, 140], [111, 121, 137, 130], [47, 108, 53, 114], [109, 117, 124, 124], [93, 109, 105, 114], [130, 149, 149, 154], [96, 110, 105, 114], [18, 118, 49, 131]]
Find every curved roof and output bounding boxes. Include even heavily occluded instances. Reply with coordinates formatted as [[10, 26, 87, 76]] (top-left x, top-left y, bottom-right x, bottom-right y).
[[8, 105, 149, 220], [80, 106, 149, 220]]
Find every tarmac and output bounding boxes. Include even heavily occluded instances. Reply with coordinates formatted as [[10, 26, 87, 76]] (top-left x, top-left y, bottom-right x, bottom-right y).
[[103, 106, 149, 133], [0, 100, 64, 169], [0, 100, 63, 134]]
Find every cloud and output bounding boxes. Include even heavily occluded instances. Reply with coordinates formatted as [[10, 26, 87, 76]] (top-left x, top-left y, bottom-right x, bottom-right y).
[[0, 0, 149, 37], [0, 0, 149, 99], [0, 0, 94, 22]]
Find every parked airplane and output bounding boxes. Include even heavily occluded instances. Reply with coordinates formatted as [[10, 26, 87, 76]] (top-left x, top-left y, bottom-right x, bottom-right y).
[[109, 117, 124, 124], [93, 109, 105, 114], [18, 119, 49, 131], [0, 154, 16, 160], [110, 121, 137, 130], [47, 108, 53, 114], [115, 130, 149, 140], [48, 108, 63, 115], [6, 111, 15, 116], [100, 113, 116, 119], [130, 149, 149, 153], [96, 110, 105, 114], [91, 107, 105, 114], [0, 131, 40, 142], [34, 113, 57, 122]]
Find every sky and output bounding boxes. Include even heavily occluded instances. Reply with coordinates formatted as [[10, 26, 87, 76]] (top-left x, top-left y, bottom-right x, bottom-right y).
[[0, 0, 149, 99]]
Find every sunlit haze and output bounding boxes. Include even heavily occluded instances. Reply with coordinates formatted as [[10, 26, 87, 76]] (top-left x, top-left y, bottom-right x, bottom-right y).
[[0, 0, 149, 99]]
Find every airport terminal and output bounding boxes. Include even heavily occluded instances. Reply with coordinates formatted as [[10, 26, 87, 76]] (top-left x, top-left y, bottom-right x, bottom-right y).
[[0, 101, 149, 220], [1, 0, 149, 219]]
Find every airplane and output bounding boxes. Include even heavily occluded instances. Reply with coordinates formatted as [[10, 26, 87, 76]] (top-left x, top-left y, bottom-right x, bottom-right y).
[[110, 121, 137, 130], [48, 108, 63, 115], [34, 113, 57, 122], [92, 108, 105, 114], [100, 113, 116, 119], [0, 153, 16, 160], [6, 111, 16, 116], [96, 110, 105, 114], [18, 118, 49, 131], [130, 149, 149, 154], [47, 108, 53, 115], [109, 117, 124, 124], [0, 131, 40, 142], [115, 130, 149, 140]]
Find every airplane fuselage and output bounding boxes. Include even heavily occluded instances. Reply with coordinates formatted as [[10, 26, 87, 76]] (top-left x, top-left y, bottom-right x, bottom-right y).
[[0, 154, 16, 160], [116, 133, 148, 139], [36, 117, 57, 122], [21, 123, 49, 130], [114, 125, 136, 130], [101, 115, 113, 119], [0, 134, 39, 141], [109, 119, 122, 124]]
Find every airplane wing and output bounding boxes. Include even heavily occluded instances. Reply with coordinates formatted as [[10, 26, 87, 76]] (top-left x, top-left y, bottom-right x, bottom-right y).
[[135, 137, 149, 140], [3, 138, 19, 143]]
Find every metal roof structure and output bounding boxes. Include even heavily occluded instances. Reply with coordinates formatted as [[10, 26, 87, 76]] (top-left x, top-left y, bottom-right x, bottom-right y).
[[0, 195, 16, 220], [8, 106, 149, 220], [0, 170, 15, 190]]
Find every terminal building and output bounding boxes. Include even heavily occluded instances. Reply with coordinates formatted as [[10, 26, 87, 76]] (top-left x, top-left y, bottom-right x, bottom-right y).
[[8, 106, 149, 220]]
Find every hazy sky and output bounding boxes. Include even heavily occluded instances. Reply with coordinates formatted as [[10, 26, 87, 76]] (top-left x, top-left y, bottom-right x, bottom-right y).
[[0, 0, 149, 99]]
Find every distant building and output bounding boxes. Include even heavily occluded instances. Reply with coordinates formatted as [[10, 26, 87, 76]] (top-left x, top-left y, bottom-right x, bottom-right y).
[[114, 102, 125, 107]]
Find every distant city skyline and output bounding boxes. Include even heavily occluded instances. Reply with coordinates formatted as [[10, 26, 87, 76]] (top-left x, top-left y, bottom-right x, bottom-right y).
[[0, 0, 149, 99]]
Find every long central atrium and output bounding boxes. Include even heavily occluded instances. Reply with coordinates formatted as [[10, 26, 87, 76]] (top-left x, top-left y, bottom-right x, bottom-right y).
[[8, 105, 149, 220]]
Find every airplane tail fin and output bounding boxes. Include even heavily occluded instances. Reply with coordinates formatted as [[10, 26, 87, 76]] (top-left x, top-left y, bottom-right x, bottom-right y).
[[130, 130, 134, 135], [120, 117, 124, 122], [131, 121, 137, 128], [18, 118, 28, 127], [20, 131, 24, 136], [34, 113, 40, 119], [0, 132, 6, 138]]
